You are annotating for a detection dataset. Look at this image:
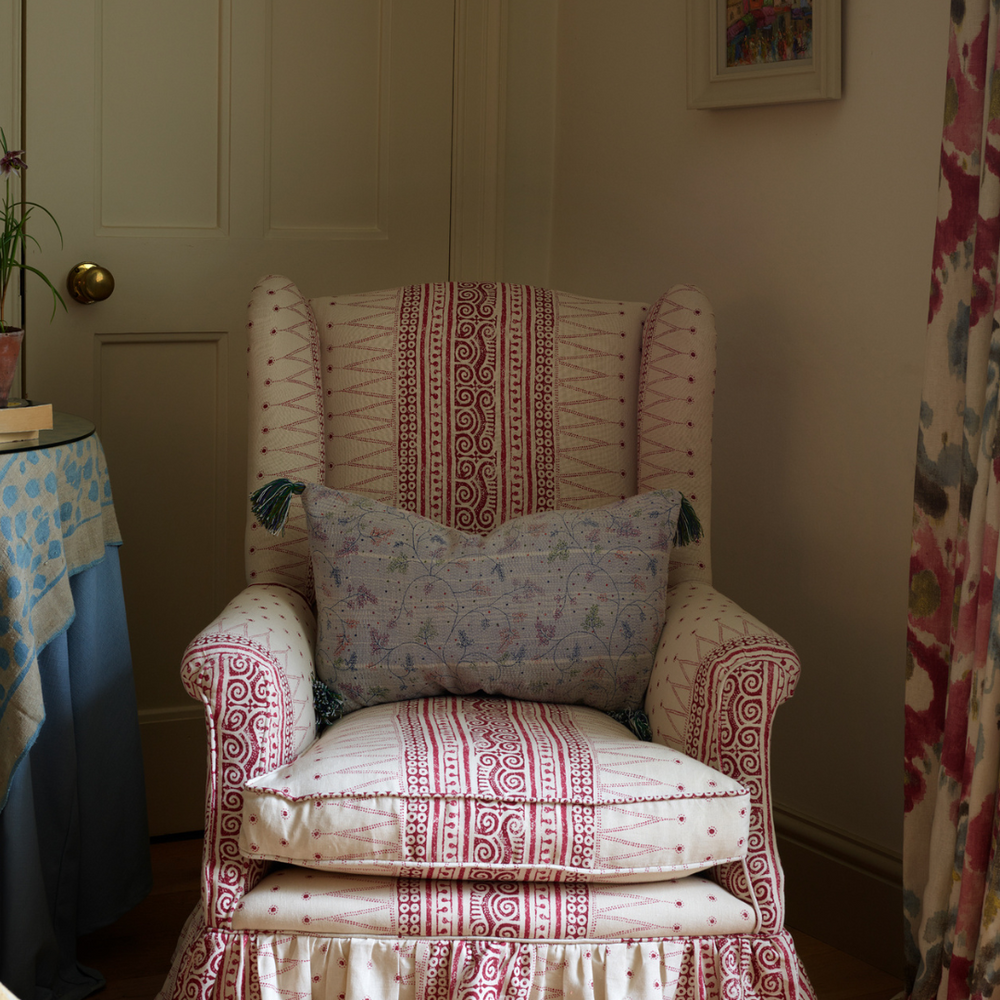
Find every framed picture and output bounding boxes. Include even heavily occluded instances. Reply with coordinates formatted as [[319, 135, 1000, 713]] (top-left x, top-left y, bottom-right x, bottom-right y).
[[687, 0, 841, 110]]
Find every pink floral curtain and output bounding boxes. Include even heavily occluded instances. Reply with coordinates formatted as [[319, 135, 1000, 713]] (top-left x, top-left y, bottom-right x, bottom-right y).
[[907, 4, 1000, 997]]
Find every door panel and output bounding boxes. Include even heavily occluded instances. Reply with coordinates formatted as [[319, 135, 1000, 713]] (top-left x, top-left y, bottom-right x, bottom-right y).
[[99, 0, 228, 232], [267, 2, 388, 234], [94, 332, 229, 713], [25, 0, 455, 833]]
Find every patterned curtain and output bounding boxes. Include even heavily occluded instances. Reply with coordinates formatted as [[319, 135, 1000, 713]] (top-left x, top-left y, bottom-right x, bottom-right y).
[[907, 4, 1000, 997]]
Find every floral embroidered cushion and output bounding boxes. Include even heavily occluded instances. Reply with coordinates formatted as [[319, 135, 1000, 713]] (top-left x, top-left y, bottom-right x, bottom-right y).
[[302, 484, 684, 713], [240, 696, 750, 883]]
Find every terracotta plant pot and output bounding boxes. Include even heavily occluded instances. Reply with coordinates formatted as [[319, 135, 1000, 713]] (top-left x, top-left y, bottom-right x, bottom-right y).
[[0, 326, 24, 407]]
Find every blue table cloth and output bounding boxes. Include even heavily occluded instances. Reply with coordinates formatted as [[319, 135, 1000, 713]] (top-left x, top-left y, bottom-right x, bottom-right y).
[[0, 434, 151, 999]]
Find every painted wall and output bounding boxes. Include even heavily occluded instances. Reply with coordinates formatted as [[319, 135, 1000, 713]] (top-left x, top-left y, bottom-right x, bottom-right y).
[[534, 0, 949, 865]]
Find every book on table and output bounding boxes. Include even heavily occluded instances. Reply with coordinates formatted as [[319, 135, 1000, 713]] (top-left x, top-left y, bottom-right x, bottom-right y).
[[0, 402, 54, 443]]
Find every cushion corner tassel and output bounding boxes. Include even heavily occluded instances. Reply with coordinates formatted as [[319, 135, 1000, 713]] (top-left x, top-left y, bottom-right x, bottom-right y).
[[674, 495, 703, 547], [250, 478, 306, 534]]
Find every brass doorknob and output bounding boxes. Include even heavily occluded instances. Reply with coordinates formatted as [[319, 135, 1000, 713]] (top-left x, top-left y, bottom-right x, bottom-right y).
[[67, 262, 115, 304]]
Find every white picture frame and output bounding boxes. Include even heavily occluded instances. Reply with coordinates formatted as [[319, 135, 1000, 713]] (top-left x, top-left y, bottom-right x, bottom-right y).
[[687, 0, 842, 110]]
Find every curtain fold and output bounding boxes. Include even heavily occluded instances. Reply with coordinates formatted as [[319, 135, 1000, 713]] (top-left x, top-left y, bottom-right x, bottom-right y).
[[907, 3, 1000, 998]]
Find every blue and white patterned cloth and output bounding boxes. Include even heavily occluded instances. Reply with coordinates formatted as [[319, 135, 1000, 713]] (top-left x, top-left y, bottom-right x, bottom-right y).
[[0, 433, 121, 810]]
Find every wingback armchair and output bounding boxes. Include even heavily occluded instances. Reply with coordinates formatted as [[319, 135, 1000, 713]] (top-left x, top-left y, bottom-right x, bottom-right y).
[[157, 278, 815, 1000]]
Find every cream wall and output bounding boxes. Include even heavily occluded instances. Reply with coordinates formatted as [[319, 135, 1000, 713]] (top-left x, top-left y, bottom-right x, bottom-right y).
[[502, 1, 557, 285], [510, 0, 949, 863]]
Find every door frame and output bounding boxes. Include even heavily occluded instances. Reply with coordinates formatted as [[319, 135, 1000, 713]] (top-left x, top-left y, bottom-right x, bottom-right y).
[[451, 0, 508, 281]]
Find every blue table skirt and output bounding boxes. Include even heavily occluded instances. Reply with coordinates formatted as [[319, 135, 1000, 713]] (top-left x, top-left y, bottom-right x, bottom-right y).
[[0, 545, 151, 1000]]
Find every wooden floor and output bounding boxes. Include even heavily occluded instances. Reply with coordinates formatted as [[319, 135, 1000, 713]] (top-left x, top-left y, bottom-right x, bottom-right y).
[[77, 837, 905, 1000], [789, 933, 903, 1000]]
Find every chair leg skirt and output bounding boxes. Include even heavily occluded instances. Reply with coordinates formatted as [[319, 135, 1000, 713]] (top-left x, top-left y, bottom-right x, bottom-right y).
[[157, 909, 816, 1000]]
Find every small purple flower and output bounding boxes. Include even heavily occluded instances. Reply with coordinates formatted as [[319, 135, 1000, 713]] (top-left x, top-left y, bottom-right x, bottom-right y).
[[0, 150, 26, 176]]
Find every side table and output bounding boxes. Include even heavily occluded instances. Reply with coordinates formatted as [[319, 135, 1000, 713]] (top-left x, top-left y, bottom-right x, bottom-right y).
[[0, 415, 151, 1000]]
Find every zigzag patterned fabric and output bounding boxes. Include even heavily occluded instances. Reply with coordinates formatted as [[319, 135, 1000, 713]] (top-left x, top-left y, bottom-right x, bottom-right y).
[[637, 287, 715, 584], [245, 278, 715, 596], [250, 932, 808, 1000], [160, 279, 816, 1000], [316, 282, 646, 527], [234, 868, 756, 937], [239, 696, 750, 883]]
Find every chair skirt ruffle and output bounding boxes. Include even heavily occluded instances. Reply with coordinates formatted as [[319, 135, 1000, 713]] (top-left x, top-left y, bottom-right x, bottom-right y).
[[157, 907, 816, 1000]]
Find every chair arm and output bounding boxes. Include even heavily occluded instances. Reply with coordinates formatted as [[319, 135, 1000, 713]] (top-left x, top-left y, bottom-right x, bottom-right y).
[[645, 580, 800, 934], [181, 583, 317, 928]]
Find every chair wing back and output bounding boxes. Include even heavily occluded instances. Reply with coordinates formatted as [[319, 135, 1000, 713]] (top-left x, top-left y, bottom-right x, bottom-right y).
[[246, 277, 713, 599]]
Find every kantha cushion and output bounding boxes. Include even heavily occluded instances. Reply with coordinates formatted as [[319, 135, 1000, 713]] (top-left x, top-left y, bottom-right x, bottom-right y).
[[240, 696, 750, 883], [303, 484, 682, 713]]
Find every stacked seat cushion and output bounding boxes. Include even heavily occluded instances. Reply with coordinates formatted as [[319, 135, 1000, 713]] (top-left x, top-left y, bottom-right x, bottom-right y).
[[233, 869, 758, 938], [240, 695, 749, 883]]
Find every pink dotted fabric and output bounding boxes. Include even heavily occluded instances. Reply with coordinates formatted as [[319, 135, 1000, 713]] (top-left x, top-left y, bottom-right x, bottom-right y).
[[244, 278, 716, 599], [646, 580, 801, 934], [239, 696, 750, 883], [251, 930, 811, 1000], [314, 283, 648, 531], [154, 278, 816, 1000], [638, 286, 715, 586], [234, 868, 755, 938]]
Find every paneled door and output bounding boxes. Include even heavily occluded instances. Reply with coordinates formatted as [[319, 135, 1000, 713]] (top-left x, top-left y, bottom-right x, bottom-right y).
[[22, 0, 456, 833]]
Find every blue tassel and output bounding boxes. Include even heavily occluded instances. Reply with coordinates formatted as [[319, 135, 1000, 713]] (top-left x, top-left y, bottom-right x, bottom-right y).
[[250, 478, 306, 534], [673, 495, 703, 548], [607, 708, 653, 742], [313, 678, 346, 734]]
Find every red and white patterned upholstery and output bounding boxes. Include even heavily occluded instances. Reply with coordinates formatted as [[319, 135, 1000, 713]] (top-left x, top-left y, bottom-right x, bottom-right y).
[[317, 283, 646, 523], [245, 279, 714, 597], [158, 278, 814, 1000], [239, 697, 750, 883], [232, 869, 757, 938]]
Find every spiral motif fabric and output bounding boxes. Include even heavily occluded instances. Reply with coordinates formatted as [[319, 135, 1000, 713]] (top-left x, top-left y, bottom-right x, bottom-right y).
[[245, 277, 716, 603], [232, 867, 756, 939], [316, 282, 648, 534], [166, 277, 815, 1000], [250, 928, 812, 1000], [161, 913, 814, 1000], [239, 695, 750, 883]]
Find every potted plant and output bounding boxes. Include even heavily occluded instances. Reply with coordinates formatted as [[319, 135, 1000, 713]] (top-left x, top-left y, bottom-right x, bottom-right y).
[[0, 128, 65, 407]]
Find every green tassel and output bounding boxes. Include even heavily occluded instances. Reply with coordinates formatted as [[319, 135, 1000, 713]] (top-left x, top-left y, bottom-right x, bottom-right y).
[[673, 495, 703, 548], [312, 678, 346, 734], [607, 708, 653, 742], [250, 478, 306, 534]]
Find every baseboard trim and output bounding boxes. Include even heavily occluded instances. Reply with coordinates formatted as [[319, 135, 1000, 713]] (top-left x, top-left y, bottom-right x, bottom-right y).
[[138, 707, 207, 836], [138, 704, 203, 726], [774, 804, 902, 977], [774, 803, 901, 887]]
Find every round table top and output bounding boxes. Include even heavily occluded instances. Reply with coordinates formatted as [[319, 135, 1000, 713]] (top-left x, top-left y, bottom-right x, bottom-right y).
[[0, 410, 95, 454]]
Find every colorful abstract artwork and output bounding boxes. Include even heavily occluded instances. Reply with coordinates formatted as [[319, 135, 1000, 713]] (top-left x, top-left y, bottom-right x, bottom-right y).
[[724, 1, 813, 68]]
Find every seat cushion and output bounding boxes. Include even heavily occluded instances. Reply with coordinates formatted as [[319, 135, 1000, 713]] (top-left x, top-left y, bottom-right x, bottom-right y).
[[233, 869, 758, 938], [240, 696, 749, 883], [304, 484, 681, 713]]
